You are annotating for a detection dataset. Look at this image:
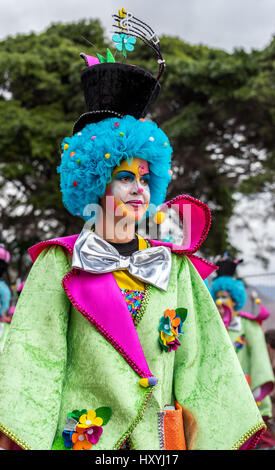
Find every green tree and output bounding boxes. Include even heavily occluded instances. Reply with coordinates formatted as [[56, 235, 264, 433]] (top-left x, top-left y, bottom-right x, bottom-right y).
[[0, 19, 107, 279], [1, 20, 275, 279], [131, 36, 275, 259]]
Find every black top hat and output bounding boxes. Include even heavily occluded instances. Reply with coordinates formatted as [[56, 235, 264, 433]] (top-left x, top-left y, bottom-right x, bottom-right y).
[[215, 254, 243, 277], [72, 9, 165, 134], [73, 63, 161, 134]]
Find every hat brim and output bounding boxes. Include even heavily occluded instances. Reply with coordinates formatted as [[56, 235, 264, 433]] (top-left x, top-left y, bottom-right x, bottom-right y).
[[73, 110, 123, 134]]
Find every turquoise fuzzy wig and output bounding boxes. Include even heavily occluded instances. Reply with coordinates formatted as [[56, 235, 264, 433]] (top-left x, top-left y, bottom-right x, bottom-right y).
[[57, 115, 173, 220], [210, 276, 247, 312]]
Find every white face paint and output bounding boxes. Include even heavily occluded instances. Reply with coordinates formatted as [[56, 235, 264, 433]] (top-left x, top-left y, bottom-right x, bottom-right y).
[[104, 158, 151, 222]]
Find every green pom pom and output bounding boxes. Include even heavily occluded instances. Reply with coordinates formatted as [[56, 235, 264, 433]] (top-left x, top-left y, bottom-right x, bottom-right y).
[[95, 406, 112, 425]]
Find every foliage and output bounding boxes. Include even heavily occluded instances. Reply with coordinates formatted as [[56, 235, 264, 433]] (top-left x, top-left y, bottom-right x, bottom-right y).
[[0, 20, 275, 278], [0, 20, 107, 279]]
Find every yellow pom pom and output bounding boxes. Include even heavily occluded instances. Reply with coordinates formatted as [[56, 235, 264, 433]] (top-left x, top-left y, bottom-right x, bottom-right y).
[[153, 211, 166, 225], [105, 153, 111, 159], [139, 378, 149, 388], [216, 299, 223, 307], [255, 298, 261, 304], [64, 144, 69, 150]]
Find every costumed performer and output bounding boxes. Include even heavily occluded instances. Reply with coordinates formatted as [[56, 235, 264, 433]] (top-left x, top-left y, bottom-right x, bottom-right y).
[[210, 254, 275, 425], [256, 329, 275, 449], [0, 9, 266, 451]]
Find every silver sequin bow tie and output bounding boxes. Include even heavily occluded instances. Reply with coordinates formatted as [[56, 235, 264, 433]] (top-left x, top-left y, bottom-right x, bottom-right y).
[[72, 229, 172, 291]]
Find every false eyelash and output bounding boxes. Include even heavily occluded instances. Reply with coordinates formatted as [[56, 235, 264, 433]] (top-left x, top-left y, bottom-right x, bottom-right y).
[[112, 13, 165, 80]]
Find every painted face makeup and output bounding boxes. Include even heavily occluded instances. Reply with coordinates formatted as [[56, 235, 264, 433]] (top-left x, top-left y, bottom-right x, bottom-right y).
[[104, 158, 151, 222], [216, 290, 236, 316]]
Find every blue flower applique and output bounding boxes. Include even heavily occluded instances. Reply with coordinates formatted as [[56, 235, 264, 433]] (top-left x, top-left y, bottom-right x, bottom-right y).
[[112, 33, 136, 57]]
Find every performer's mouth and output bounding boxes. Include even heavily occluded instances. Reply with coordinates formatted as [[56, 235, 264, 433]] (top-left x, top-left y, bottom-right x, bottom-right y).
[[125, 200, 144, 207]]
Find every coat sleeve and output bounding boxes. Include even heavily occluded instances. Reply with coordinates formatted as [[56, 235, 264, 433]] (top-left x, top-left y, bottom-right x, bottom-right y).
[[245, 318, 274, 400], [173, 255, 265, 450], [0, 245, 71, 450]]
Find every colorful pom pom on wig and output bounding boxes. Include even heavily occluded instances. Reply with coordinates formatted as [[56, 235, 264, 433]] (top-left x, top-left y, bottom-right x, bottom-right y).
[[210, 276, 247, 312], [57, 115, 172, 220]]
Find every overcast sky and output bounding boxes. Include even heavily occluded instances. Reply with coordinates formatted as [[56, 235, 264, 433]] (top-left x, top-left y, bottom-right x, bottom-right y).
[[0, 0, 275, 51], [1, 0, 275, 278]]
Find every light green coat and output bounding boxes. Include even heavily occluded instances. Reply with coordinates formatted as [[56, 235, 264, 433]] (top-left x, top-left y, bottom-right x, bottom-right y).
[[0, 246, 264, 450], [0, 322, 10, 354], [228, 316, 274, 417]]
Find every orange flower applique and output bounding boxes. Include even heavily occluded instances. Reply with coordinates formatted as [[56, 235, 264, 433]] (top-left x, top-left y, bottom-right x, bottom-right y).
[[159, 308, 188, 352], [72, 431, 92, 450], [164, 309, 181, 335]]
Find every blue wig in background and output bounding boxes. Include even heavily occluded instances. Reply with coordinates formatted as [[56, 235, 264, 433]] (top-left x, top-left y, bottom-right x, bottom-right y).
[[0, 280, 11, 317], [57, 115, 173, 220], [210, 276, 247, 312]]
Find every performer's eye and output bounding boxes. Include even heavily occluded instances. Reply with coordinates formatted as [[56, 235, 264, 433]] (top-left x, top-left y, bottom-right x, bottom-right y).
[[120, 176, 132, 183], [140, 175, 150, 186], [114, 171, 135, 183]]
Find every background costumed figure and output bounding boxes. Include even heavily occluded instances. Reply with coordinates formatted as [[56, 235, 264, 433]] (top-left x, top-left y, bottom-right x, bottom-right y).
[[0, 246, 11, 354], [0, 9, 266, 450], [210, 253, 275, 444], [258, 329, 275, 449]]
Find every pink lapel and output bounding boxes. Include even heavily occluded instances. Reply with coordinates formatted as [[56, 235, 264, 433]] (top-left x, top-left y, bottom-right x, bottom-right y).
[[28, 235, 155, 381], [62, 268, 154, 379]]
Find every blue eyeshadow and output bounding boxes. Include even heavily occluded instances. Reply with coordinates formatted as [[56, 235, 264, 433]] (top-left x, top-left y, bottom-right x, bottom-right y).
[[113, 171, 135, 181]]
